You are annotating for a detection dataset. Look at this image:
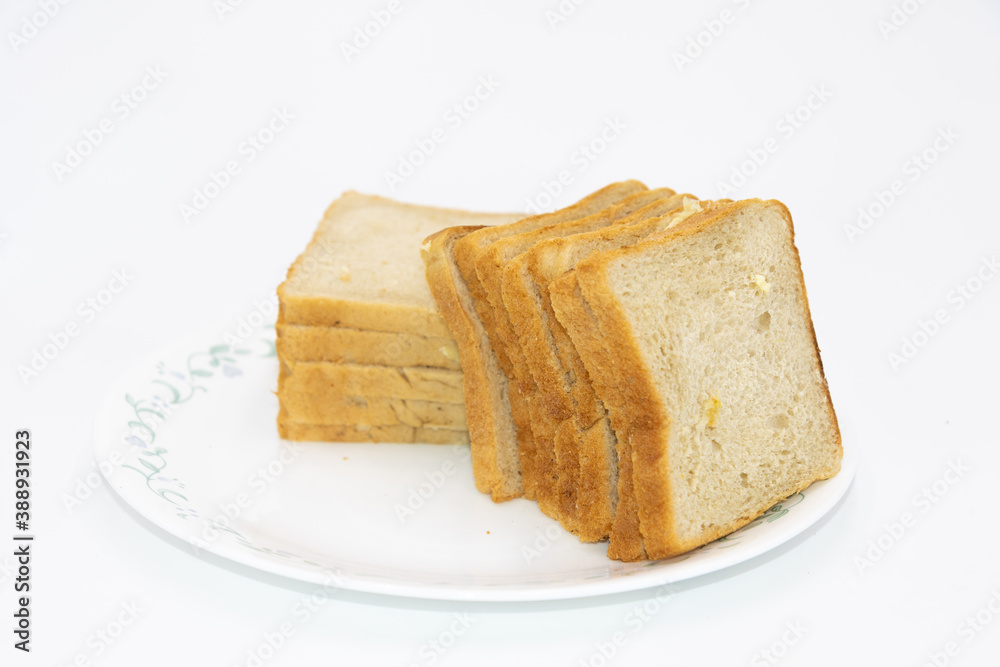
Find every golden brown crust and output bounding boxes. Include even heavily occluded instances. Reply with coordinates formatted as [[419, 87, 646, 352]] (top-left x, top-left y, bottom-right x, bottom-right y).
[[421, 225, 522, 500], [511, 195, 692, 539], [769, 200, 844, 463], [280, 359, 464, 403], [485, 187, 671, 530], [279, 390, 467, 428], [452, 181, 649, 292], [573, 199, 842, 560], [555, 418, 616, 542], [278, 419, 469, 445], [572, 204, 746, 559], [276, 323, 460, 369], [276, 295, 454, 338], [549, 273, 647, 560], [451, 181, 648, 505], [517, 197, 696, 548], [523, 195, 691, 421]]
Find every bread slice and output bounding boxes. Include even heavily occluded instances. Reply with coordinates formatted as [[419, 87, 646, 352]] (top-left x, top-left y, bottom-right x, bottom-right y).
[[492, 190, 681, 531], [504, 195, 703, 541], [425, 182, 646, 502], [422, 226, 523, 498], [562, 199, 842, 559], [277, 192, 521, 336], [279, 393, 466, 428], [277, 323, 460, 370], [279, 421, 468, 445], [279, 360, 463, 403]]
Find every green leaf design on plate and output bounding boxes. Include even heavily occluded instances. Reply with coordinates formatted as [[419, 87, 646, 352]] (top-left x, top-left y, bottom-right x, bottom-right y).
[[119, 332, 298, 558]]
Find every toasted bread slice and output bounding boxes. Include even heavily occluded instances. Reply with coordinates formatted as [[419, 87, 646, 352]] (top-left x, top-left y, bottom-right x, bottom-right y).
[[565, 199, 842, 559]]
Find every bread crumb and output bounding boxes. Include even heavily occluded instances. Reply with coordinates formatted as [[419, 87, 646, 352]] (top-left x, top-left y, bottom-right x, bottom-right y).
[[753, 274, 770, 293], [339, 266, 351, 282], [342, 457, 348, 461]]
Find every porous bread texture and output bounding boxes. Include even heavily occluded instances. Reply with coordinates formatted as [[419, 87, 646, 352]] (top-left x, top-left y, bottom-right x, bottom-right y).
[[549, 200, 739, 559], [421, 226, 521, 500], [278, 191, 522, 336], [279, 393, 466, 428], [280, 359, 464, 403], [277, 323, 460, 370], [279, 421, 468, 445], [571, 199, 842, 559], [440, 181, 647, 502], [501, 193, 691, 539]]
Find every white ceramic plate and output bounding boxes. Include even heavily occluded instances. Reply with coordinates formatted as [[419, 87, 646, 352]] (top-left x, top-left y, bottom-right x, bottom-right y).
[[94, 320, 855, 602]]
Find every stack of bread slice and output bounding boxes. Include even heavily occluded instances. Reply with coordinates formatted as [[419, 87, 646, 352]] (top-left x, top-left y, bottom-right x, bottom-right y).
[[423, 182, 842, 560], [276, 192, 521, 444]]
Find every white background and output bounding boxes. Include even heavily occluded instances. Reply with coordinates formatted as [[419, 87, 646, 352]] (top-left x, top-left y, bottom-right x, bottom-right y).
[[3, 0, 1000, 665]]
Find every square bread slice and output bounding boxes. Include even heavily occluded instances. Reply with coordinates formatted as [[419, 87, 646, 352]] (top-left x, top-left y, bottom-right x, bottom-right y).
[[424, 182, 647, 502], [478, 186, 678, 523], [562, 199, 842, 560], [503, 195, 705, 541], [276, 324, 460, 370], [495, 191, 683, 533], [278, 191, 522, 336]]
